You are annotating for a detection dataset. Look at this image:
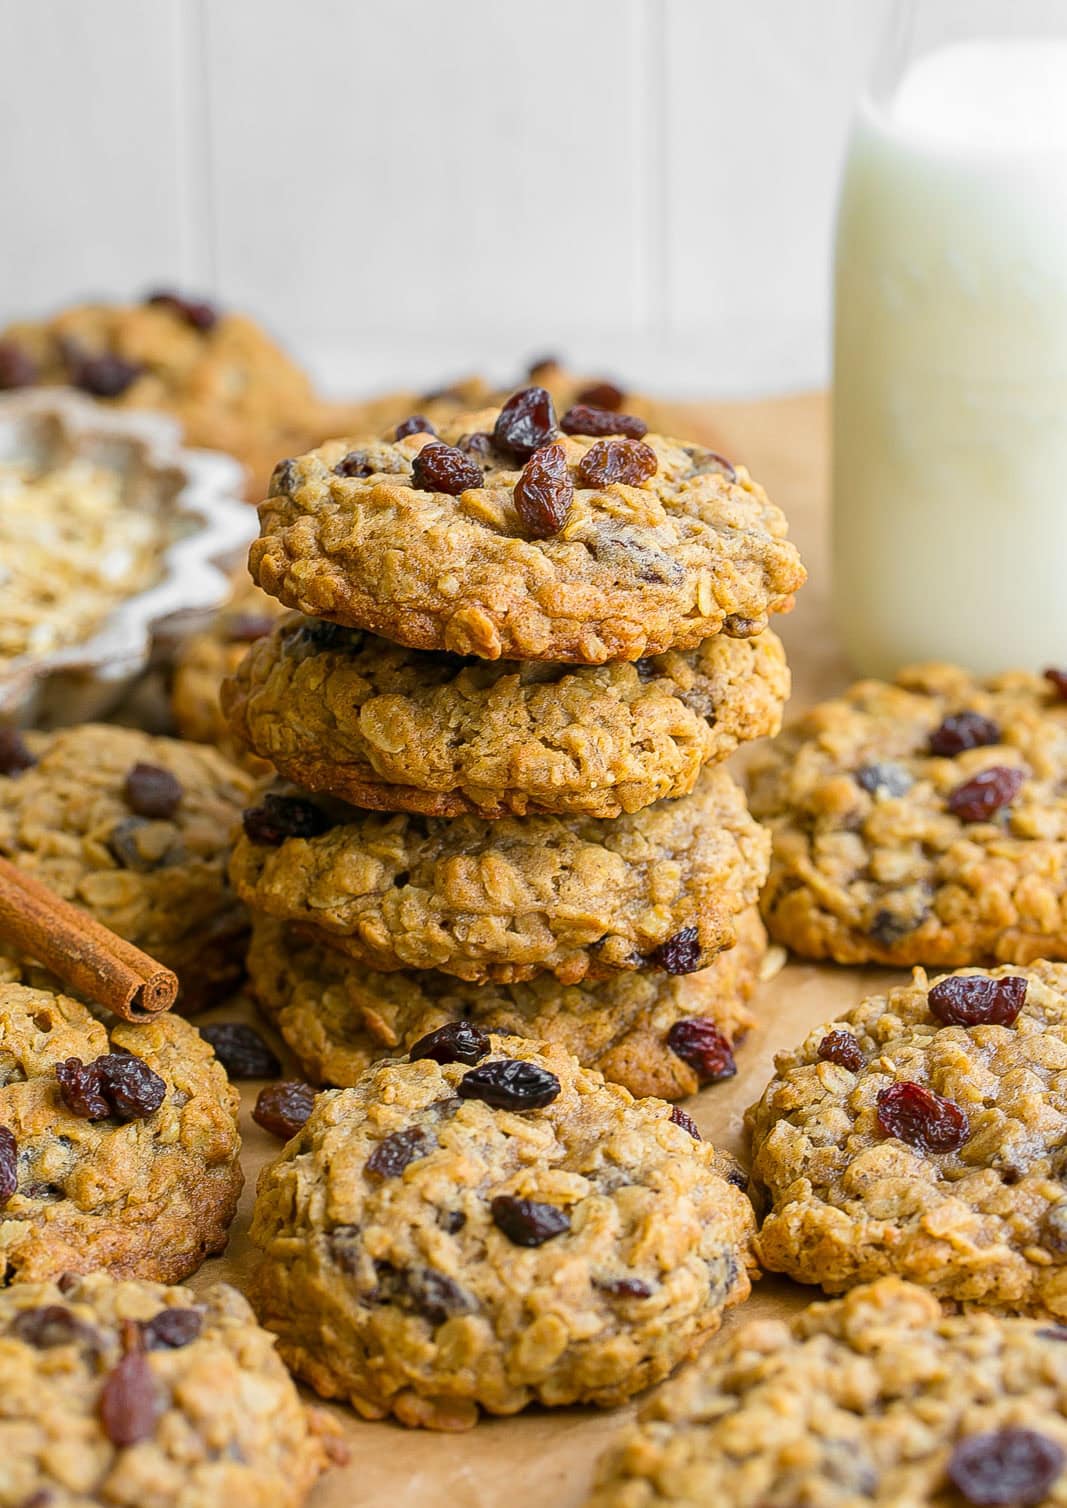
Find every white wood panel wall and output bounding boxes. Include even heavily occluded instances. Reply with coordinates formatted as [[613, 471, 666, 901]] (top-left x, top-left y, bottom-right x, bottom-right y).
[[0, 0, 888, 395]]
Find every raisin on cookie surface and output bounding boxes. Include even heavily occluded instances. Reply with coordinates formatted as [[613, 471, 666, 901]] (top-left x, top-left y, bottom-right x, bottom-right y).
[[0, 724, 257, 1010], [230, 766, 769, 985], [0, 1270, 339, 1507], [749, 663, 1067, 967], [0, 979, 241, 1284], [746, 961, 1067, 1314], [223, 613, 788, 820], [587, 1277, 1067, 1507], [247, 905, 767, 1100], [249, 1033, 756, 1429], [248, 396, 805, 663]]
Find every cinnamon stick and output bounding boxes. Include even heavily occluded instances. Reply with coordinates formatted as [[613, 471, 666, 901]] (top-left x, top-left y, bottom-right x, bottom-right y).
[[0, 857, 178, 1021]]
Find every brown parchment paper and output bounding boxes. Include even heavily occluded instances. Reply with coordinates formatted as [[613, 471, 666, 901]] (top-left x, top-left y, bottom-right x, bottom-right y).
[[187, 392, 909, 1507]]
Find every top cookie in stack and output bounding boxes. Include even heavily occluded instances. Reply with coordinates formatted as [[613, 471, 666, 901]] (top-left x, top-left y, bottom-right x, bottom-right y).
[[225, 387, 805, 1099]]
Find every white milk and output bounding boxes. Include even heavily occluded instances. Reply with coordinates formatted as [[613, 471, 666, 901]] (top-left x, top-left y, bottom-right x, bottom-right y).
[[832, 39, 1067, 676]]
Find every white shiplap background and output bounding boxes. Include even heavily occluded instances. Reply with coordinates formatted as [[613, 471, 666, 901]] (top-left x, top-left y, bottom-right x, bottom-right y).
[[0, 0, 888, 397]]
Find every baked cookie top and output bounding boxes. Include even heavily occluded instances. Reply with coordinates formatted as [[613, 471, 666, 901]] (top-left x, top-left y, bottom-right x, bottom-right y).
[[222, 612, 789, 819], [249, 1032, 756, 1428], [746, 960, 1067, 1315], [0, 724, 257, 1009], [247, 906, 767, 1101], [0, 293, 358, 497], [230, 765, 769, 984], [0, 979, 241, 1284], [248, 392, 805, 663], [749, 662, 1067, 967], [0, 1270, 339, 1508], [587, 1277, 1067, 1507]]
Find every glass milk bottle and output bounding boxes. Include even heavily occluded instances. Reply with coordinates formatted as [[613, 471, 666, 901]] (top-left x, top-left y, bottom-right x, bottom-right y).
[[832, 0, 1067, 677]]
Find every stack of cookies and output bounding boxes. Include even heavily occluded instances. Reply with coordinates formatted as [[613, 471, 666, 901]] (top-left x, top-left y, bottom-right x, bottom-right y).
[[222, 385, 806, 1101]]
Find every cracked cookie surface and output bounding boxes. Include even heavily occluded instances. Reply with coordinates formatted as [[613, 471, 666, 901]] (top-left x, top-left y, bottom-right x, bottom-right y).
[[749, 663, 1067, 966], [249, 1033, 756, 1428], [248, 905, 767, 1100], [0, 724, 257, 1010], [746, 961, 1067, 1314], [587, 1277, 1067, 1507], [223, 613, 788, 819], [230, 766, 769, 984], [0, 979, 241, 1284], [0, 1269, 339, 1507], [248, 405, 805, 663]]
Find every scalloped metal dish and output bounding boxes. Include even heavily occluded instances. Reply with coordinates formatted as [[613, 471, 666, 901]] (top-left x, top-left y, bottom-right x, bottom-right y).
[[0, 390, 256, 727]]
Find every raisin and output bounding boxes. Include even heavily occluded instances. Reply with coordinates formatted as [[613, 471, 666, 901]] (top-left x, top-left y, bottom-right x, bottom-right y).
[[408, 1020, 490, 1066], [652, 928, 702, 975], [457, 1059, 561, 1110], [575, 381, 624, 410], [70, 352, 142, 398], [947, 765, 1025, 823], [867, 906, 927, 946], [855, 762, 913, 798], [457, 431, 493, 458], [493, 386, 558, 460], [55, 1058, 110, 1119], [560, 404, 648, 440], [365, 1127, 433, 1180], [123, 763, 182, 820], [334, 450, 374, 478], [928, 974, 1028, 1027], [200, 1022, 281, 1079], [140, 1308, 202, 1350], [9, 1305, 96, 1350], [669, 1105, 702, 1140], [667, 1020, 736, 1083], [371, 1262, 477, 1323], [577, 438, 658, 488], [242, 793, 332, 846], [224, 612, 275, 643], [99, 1347, 161, 1447], [440, 1209, 466, 1233], [270, 459, 297, 494], [948, 1428, 1064, 1505], [145, 290, 218, 331], [723, 615, 760, 636], [0, 340, 37, 389], [404, 1268, 477, 1324], [1039, 1326, 1067, 1341], [490, 1195, 570, 1246], [1044, 668, 1067, 700], [411, 441, 482, 495], [106, 817, 164, 873], [0, 728, 36, 776], [395, 415, 436, 440], [513, 443, 573, 538], [253, 1080, 316, 1139], [56, 1054, 164, 1122], [929, 711, 1001, 756], [686, 446, 737, 481], [97, 1054, 166, 1121], [596, 1276, 653, 1299], [876, 1081, 969, 1152], [721, 1158, 750, 1190], [817, 1030, 865, 1072]]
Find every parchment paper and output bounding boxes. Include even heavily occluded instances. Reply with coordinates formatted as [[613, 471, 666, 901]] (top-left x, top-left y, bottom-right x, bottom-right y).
[[188, 392, 908, 1507]]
